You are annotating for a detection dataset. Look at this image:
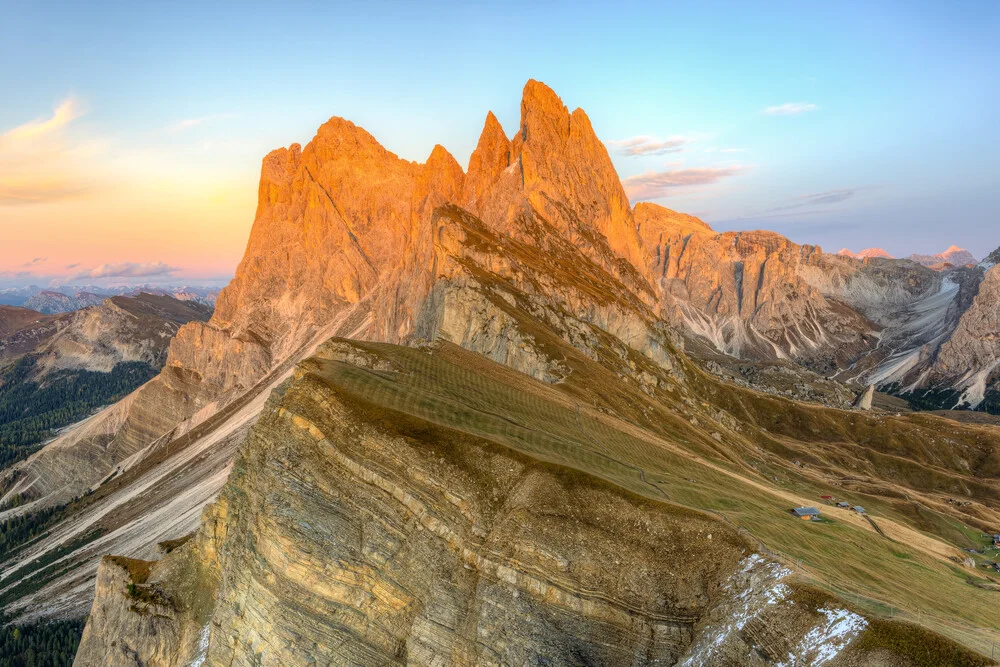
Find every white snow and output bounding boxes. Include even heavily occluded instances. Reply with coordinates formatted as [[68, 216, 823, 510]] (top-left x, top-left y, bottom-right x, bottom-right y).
[[778, 607, 868, 666], [188, 624, 211, 666]]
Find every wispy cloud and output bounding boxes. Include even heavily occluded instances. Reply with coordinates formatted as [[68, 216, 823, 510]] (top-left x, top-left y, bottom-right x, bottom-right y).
[[763, 102, 818, 115], [622, 166, 749, 200], [609, 135, 698, 156], [65, 263, 80, 269], [168, 113, 237, 132], [770, 188, 871, 212], [0, 97, 100, 206], [70, 261, 179, 280], [20, 257, 47, 268], [1, 98, 83, 142], [0, 179, 93, 205]]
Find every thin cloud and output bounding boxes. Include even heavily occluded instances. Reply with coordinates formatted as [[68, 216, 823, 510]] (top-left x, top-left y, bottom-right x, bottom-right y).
[[1, 98, 83, 142], [0, 97, 98, 206], [65, 263, 80, 269], [70, 261, 179, 280], [770, 187, 872, 212], [622, 166, 748, 200], [168, 113, 237, 132], [763, 102, 818, 115], [609, 135, 697, 156], [0, 179, 93, 205], [20, 257, 47, 268]]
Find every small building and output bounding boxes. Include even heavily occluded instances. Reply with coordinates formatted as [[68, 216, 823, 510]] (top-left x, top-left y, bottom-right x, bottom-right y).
[[821, 495, 834, 501], [992, 534, 1000, 546], [837, 501, 850, 508], [852, 506, 866, 514], [792, 507, 822, 521]]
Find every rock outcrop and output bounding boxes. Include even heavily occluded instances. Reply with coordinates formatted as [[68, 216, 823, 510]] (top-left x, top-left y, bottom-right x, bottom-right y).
[[24, 290, 105, 314], [636, 202, 877, 367], [910, 246, 979, 270], [931, 261, 1000, 408], [854, 384, 875, 410]]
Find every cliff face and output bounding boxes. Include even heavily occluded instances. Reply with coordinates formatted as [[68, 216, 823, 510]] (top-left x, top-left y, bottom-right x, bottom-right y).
[[932, 261, 1000, 407], [636, 202, 877, 366], [75, 337, 995, 666], [29, 293, 212, 375]]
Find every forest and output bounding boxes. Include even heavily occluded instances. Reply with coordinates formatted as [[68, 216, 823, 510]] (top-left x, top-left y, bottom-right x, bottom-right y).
[[0, 356, 156, 468], [0, 618, 85, 667]]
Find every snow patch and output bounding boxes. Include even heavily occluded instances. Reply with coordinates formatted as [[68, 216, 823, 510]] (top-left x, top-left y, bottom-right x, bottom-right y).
[[188, 623, 211, 666], [677, 554, 793, 666], [778, 607, 868, 666]]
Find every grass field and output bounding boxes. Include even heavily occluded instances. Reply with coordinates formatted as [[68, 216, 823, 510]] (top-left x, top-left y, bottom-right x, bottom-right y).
[[309, 337, 1000, 659]]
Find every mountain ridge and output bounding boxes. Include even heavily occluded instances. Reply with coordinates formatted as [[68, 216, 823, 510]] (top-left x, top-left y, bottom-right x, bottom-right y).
[[0, 80, 996, 665]]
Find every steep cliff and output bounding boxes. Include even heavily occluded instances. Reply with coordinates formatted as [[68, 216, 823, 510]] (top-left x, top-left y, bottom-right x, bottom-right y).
[[75, 338, 996, 666]]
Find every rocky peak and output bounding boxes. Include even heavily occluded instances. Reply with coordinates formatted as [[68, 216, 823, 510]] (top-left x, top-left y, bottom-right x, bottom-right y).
[[837, 247, 893, 260], [462, 111, 512, 217], [465, 79, 654, 293]]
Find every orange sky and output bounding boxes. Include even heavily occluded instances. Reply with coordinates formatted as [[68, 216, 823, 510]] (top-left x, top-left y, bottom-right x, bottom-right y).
[[0, 98, 258, 284]]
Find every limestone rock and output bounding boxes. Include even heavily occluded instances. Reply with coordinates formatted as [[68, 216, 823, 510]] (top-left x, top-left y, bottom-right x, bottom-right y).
[[854, 384, 875, 410]]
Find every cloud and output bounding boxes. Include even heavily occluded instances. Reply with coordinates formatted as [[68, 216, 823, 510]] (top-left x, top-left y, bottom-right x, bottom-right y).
[[770, 188, 869, 212], [65, 263, 80, 269], [763, 102, 818, 115], [20, 257, 47, 268], [1, 98, 83, 142], [622, 166, 748, 200], [70, 261, 179, 280], [609, 135, 696, 156], [0, 179, 93, 205], [0, 97, 99, 206], [168, 113, 237, 132]]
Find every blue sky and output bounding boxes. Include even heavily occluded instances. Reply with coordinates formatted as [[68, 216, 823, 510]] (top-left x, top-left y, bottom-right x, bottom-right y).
[[1, 0, 997, 285]]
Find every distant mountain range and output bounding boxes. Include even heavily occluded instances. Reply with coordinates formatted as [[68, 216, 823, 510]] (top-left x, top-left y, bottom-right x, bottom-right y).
[[0, 285, 220, 312], [836, 245, 979, 270], [908, 245, 979, 269]]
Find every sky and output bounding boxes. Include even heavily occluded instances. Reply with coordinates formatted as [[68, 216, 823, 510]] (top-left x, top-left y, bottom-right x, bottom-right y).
[[1, 0, 997, 287]]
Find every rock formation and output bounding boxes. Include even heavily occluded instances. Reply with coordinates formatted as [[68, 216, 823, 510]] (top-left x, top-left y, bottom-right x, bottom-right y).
[[931, 260, 1000, 408], [24, 290, 105, 314], [837, 247, 893, 260], [910, 246, 979, 270], [854, 384, 875, 410]]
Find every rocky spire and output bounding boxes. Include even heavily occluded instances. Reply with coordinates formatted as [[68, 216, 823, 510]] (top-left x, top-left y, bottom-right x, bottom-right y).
[[465, 80, 654, 293]]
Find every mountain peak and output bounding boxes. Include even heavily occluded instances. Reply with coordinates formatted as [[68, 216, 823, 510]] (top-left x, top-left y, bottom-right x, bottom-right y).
[[520, 79, 569, 137], [837, 247, 893, 260], [909, 246, 978, 269]]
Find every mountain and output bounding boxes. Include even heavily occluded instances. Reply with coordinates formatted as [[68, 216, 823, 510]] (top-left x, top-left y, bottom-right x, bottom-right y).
[[909, 245, 979, 270], [837, 247, 894, 260], [0, 294, 212, 470], [0, 81, 996, 665], [17, 286, 220, 313], [0, 286, 44, 307], [0, 306, 67, 361], [24, 290, 105, 314]]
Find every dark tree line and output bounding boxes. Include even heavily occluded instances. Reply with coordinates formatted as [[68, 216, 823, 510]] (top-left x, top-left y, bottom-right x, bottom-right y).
[[0, 504, 66, 559], [0, 618, 85, 667], [0, 356, 156, 468]]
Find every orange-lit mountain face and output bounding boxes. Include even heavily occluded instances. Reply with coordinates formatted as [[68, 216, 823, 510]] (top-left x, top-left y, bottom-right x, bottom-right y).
[[3, 81, 999, 666]]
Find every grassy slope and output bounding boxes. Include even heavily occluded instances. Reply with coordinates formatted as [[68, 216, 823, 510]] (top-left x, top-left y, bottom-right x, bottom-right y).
[[307, 338, 1000, 659]]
